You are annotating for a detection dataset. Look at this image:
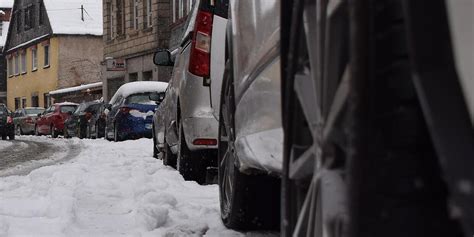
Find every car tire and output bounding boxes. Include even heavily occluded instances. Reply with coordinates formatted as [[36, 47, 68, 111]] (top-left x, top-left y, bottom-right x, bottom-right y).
[[8, 133, 15, 140], [51, 125, 59, 138], [114, 123, 122, 142], [177, 121, 207, 184], [15, 125, 22, 136], [280, 1, 461, 236], [34, 125, 40, 136], [217, 60, 280, 230], [64, 127, 70, 138], [163, 139, 177, 169], [1, 135, 6, 140]]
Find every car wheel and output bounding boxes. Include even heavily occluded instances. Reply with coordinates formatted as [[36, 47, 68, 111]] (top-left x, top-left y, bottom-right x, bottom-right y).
[[1, 135, 6, 140], [35, 125, 40, 136], [177, 121, 207, 184], [64, 127, 70, 138], [8, 133, 15, 140], [51, 125, 59, 138], [114, 123, 122, 142], [218, 60, 280, 230], [280, 1, 459, 236], [15, 125, 22, 136], [86, 124, 91, 139], [163, 139, 177, 169]]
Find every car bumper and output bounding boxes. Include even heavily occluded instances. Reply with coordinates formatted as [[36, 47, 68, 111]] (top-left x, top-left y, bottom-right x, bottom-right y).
[[117, 116, 154, 139], [182, 116, 218, 151]]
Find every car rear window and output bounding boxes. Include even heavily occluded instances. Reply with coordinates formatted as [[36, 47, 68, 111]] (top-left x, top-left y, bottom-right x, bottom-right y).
[[25, 109, 45, 115], [125, 93, 155, 105], [60, 105, 78, 114]]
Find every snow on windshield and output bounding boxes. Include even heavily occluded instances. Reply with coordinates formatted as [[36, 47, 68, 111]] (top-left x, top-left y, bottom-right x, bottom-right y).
[[109, 82, 168, 105]]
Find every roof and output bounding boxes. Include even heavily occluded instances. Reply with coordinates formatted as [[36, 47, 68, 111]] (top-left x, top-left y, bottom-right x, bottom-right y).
[[0, 21, 10, 47], [43, 0, 103, 36], [109, 81, 169, 104], [0, 0, 13, 8], [49, 82, 103, 95], [53, 102, 79, 106]]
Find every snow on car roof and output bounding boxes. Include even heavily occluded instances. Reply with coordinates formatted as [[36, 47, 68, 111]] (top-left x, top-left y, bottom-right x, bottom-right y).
[[43, 0, 103, 36], [54, 102, 79, 106], [109, 81, 169, 104], [0, 0, 13, 8]]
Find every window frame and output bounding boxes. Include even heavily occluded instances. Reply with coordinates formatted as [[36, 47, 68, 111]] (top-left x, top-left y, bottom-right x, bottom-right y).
[[43, 45, 50, 67], [20, 51, 27, 74], [14, 54, 19, 75], [31, 48, 38, 71]]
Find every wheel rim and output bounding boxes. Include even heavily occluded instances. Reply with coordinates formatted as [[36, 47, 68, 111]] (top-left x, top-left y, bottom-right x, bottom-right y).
[[284, 0, 350, 236], [218, 65, 236, 221]]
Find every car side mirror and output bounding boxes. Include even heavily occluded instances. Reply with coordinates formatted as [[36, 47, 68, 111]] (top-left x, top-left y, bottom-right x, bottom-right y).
[[37, 113, 42, 117], [149, 92, 166, 103], [153, 49, 173, 66]]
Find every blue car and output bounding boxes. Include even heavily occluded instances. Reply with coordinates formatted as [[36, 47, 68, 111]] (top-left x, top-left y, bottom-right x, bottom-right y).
[[105, 81, 168, 142]]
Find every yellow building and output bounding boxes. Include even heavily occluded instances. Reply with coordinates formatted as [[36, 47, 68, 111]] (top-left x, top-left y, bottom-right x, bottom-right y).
[[4, 0, 103, 111]]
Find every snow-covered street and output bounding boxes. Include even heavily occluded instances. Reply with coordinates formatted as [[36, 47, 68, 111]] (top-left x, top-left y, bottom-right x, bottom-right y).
[[0, 137, 276, 237]]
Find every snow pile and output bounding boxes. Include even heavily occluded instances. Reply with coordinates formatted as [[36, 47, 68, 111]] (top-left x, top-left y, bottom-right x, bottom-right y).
[[43, 0, 103, 36], [49, 82, 102, 95], [0, 138, 242, 236], [109, 81, 168, 105]]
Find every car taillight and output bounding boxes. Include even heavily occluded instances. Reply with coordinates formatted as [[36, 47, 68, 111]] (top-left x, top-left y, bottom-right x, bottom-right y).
[[85, 112, 92, 120], [193, 138, 217, 146], [6, 116, 13, 124], [188, 10, 213, 78], [120, 107, 131, 114]]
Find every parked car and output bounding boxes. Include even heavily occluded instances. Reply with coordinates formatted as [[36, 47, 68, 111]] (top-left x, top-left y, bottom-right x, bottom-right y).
[[64, 101, 104, 139], [105, 81, 168, 142], [0, 106, 14, 140], [152, 0, 228, 184], [13, 107, 45, 135], [35, 102, 78, 138], [215, 0, 282, 230]]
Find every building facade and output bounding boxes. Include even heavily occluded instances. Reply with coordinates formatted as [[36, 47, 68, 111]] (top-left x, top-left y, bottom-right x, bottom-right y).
[[4, 0, 103, 110], [0, 0, 13, 105], [102, 0, 174, 101]]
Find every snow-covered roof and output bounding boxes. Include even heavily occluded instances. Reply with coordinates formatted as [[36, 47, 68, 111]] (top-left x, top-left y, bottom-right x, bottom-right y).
[[0, 0, 13, 8], [0, 21, 9, 47], [49, 82, 103, 95], [43, 0, 103, 36], [54, 102, 79, 106], [110, 81, 169, 104]]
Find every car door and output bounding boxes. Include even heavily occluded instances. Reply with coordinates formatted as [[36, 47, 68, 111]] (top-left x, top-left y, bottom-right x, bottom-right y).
[[37, 106, 50, 132], [44, 105, 56, 133]]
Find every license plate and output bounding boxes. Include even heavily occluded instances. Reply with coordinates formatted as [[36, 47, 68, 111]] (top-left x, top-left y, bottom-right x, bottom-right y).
[[145, 123, 152, 129]]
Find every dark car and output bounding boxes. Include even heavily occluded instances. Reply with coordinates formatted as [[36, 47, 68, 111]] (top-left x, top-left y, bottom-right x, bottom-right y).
[[65, 101, 104, 139], [13, 107, 45, 135], [0, 106, 15, 140], [105, 81, 167, 142], [35, 102, 78, 138]]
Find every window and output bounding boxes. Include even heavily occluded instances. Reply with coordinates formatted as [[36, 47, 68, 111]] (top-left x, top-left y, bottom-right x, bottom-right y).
[[31, 95, 39, 107], [8, 58, 13, 76], [173, 0, 192, 23], [21, 51, 27, 74], [21, 98, 27, 108], [116, 0, 125, 35], [24, 5, 35, 30], [43, 93, 50, 108], [32, 48, 38, 70], [129, 73, 138, 82], [39, 1, 44, 25], [16, 11, 21, 32], [106, 2, 114, 39], [0, 22, 2, 36], [143, 71, 152, 81], [132, 0, 139, 30], [14, 98, 20, 110], [143, 0, 152, 28], [43, 45, 50, 67], [14, 55, 19, 75]]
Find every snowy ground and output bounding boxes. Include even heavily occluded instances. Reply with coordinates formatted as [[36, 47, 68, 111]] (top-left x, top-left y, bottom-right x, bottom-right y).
[[0, 137, 277, 237]]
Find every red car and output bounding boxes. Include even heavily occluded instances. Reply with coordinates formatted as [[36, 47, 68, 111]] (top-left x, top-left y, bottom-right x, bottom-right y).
[[35, 102, 78, 138]]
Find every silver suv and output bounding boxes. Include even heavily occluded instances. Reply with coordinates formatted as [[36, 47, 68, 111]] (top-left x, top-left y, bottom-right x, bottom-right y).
[[152, 0, 228, 184]]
